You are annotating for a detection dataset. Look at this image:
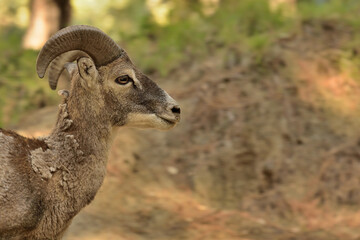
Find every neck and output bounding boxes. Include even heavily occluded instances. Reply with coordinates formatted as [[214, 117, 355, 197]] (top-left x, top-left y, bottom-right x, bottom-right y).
[[50, 86, 114, 191], [54, 85, 113, 155], [36, 88, 114, 238]]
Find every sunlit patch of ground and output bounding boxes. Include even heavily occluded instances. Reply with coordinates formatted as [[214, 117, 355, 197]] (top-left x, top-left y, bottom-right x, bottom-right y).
[[17, 107, 360, 240], [296, 57, 360, 118], [63, 175, 360, 240]]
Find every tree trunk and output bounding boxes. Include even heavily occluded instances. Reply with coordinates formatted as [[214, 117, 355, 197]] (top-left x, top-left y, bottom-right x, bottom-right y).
[[23, 0, 71, 50]]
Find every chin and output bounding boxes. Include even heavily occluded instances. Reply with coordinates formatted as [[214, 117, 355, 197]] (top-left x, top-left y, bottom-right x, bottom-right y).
[[155, 120, 177, 130], [123, 113, 178, 130]]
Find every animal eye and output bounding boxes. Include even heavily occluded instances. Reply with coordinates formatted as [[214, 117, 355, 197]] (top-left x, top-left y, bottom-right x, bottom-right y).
[[115, 75, 132, 85]]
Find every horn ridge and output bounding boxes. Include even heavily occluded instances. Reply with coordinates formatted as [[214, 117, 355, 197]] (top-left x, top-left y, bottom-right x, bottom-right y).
[[36, 25, 122, 79], [48, 50, 89, 90]]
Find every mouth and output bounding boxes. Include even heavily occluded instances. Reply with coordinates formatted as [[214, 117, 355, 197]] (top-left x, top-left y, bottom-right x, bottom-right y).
[[157, 115, 179, 125]]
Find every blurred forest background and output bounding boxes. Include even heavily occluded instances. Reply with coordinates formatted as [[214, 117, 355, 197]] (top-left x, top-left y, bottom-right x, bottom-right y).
[[2, 0, 360, 239]]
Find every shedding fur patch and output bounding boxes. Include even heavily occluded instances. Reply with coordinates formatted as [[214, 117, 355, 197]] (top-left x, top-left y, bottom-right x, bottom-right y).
[[30, 148, 56, 180], [0, 133, 15, 202], [58, 89, 70, 99], [30, 102, 85, 181], [58, 103, 73, 131]]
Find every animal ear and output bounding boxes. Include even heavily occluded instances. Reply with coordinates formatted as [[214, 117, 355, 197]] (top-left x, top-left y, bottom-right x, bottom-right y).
[[77, 57, 98, 88]]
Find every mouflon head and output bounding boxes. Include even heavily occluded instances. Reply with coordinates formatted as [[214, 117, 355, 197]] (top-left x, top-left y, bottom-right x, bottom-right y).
[[36, 25, 180, 130]]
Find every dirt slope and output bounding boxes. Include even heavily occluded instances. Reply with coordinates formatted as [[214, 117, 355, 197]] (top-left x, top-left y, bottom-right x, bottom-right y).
[[16, 20, 360, 240]]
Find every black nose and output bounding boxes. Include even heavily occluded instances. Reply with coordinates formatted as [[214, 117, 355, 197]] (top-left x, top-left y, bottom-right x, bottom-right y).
[[171, 105, 181, 114]]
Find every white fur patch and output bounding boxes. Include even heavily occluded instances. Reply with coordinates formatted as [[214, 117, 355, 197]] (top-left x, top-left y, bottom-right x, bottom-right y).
[[125, 112, 175, 130], [122, 69, 142, 90]]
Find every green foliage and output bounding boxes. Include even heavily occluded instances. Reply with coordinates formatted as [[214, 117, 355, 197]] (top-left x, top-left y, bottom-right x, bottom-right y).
[[0, 27, 57, 126], [298, 0, 360, 25], [96, 0, 294, 75]]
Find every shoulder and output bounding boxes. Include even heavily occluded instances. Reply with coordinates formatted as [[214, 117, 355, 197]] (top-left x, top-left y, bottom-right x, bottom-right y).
[[0, 128, 48, 151]]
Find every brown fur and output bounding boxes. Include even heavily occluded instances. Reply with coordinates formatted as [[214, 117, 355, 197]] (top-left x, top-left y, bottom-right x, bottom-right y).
[[0, 50, 180, 239], [0, 129, 47, 239]]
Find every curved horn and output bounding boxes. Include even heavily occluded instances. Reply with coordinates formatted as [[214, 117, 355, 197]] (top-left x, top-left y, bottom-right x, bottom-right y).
[[36, 25, 123, 79], [47, 50, 89, 90]]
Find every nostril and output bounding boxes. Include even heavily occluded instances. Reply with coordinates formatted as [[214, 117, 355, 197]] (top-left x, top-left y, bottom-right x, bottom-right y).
[[171, 106, 181, 114]]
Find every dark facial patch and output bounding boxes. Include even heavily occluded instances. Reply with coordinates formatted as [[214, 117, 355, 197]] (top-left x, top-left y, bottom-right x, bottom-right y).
[[101, 55, 170, 126]]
